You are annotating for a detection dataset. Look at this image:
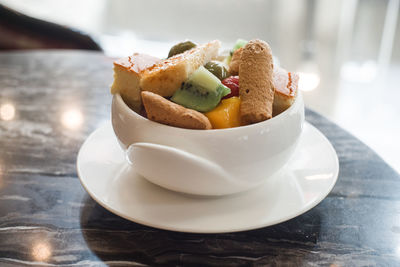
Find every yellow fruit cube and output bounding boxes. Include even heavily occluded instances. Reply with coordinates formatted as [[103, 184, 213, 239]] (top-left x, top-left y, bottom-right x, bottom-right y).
[[205, 97, 241, 129]]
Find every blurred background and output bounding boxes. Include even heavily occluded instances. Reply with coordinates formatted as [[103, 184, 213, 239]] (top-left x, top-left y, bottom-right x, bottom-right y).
[[0, 0, 399, 173]]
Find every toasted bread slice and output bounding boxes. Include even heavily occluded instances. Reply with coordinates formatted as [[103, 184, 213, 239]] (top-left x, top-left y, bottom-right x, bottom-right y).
[[111, 53, 161, 112], [141, 91, 212, 130], [140, 40, 221, 97], [272, 66, 298, 116]]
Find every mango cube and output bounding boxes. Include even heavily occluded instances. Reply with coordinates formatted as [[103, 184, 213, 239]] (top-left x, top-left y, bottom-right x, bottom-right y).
[[205, 97, 241, 129]]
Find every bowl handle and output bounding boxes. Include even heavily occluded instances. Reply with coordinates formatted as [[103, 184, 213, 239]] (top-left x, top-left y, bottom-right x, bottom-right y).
[[126, 142, 237, 195]]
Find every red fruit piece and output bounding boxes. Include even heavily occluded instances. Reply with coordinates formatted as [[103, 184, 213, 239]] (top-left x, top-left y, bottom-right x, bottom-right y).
[[222, 76, 239, 99]]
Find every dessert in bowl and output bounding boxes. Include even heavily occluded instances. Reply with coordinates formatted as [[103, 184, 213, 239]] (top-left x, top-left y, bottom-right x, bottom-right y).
[[111, 39, 304, 196]]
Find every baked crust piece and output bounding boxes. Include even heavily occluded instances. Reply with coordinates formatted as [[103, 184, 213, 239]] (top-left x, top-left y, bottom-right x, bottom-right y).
[[111, 53, 161, 112], [140, 40, 221, 97], [272, 66, 298, 116], [228, 47, 242, 75]]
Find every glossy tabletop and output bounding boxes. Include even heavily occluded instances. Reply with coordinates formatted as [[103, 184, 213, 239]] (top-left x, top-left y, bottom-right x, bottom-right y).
[[0, 51, 400, 266]]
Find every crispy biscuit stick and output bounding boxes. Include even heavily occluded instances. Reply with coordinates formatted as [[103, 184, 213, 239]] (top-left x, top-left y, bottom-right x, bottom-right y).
[[141, 91, 212, 130], [239, 40, 275, 125]]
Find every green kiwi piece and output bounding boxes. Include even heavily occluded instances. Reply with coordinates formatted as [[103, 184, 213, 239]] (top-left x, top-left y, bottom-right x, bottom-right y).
[[171, 66, 230, 112]]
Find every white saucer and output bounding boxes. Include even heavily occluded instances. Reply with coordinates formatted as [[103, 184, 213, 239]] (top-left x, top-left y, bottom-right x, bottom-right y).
[[77, 122, 339, 233]]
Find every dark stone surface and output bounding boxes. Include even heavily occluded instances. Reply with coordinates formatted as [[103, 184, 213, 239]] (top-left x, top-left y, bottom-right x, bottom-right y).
[[0, 51, 399, 266]]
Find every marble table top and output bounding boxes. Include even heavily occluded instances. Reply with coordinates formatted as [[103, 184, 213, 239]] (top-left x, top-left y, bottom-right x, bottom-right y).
[[0, 51, 399, 266]]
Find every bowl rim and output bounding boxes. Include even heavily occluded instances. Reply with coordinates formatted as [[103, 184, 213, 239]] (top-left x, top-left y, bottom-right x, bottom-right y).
[[113, 91, 302, 134]]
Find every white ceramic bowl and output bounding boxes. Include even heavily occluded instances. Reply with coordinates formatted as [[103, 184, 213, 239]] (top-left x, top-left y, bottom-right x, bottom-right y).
[[112, 93, 304, 196]]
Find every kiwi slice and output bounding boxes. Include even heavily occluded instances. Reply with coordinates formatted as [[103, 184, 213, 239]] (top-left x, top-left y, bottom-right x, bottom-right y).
[[171, 66, 231, 112]]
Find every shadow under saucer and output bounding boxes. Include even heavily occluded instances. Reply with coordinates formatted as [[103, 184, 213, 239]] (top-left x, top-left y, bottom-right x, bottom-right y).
[[79, 193, 321, 266]]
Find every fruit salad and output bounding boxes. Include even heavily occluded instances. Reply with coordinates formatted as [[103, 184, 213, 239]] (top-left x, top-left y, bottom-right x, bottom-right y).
[[111, 39, 299, 130]]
